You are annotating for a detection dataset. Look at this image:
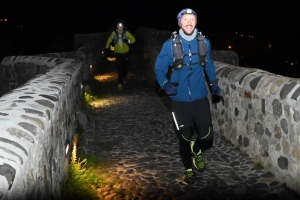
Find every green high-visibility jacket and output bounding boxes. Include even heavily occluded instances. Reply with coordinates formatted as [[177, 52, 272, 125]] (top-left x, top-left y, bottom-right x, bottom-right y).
[[105, 30, 136, 53]]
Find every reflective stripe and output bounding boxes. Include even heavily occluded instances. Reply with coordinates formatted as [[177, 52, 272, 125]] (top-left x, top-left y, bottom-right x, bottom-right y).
[[181, 134, 191, 142], [200, 127, 211, 139], [172, 112, 179, 130]]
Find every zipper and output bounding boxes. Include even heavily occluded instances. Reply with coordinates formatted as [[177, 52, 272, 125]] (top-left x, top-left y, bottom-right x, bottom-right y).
[[188, 42, 192, 66], [188, 42, 192, 101]]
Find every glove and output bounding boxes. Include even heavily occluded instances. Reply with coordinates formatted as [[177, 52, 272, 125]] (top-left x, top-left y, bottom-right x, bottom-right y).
[[123, 39, 130, 44], [211, 81, 221, 96], [163, 80, 179, 95]]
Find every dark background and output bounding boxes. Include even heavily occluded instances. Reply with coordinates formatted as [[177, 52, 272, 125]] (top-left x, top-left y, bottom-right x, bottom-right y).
[[1, 0, 299, 77]]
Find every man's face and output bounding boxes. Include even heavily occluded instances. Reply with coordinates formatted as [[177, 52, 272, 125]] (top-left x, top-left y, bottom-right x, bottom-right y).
[[117, 25, 124, 32], [180, 14, 197, 35]]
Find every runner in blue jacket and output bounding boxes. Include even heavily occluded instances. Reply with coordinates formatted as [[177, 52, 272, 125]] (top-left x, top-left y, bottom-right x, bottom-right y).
[[155, 31, 217, 102], [155, 8, 221, 185]]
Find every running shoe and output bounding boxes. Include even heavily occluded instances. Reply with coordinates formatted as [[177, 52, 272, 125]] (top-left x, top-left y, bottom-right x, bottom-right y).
[[190, 141, 205, 171], [182, 168, 195, 185]]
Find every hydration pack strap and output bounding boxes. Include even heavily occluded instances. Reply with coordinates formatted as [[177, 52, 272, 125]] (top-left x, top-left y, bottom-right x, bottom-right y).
[[171, 31, 208, 70], [114, 31, 126, 45], [171, 31, 184, 69], [197, 32, 208, 66], [182, 62, 200, 67]]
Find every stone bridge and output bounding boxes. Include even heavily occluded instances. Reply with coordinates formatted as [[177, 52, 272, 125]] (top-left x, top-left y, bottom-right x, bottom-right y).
[[0, 27, 299, 199]]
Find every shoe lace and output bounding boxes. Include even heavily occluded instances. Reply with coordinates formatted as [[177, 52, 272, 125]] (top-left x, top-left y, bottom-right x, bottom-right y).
[[196, 154, 204, 162]]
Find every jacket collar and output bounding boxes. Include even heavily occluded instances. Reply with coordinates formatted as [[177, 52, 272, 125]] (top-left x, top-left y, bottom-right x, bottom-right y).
[[179, 28, 198, 41]]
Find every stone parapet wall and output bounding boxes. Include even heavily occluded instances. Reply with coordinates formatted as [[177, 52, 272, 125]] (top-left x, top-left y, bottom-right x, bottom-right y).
[[0, 56, 83, 199], [0, 53, 87, 96], [74, 31, 110, 72], [211, 50, 239, 66], [37, 51, 91, 84], [0, 56, 51, 96], [210, 62, 300, 193], [134, 27, 172, 87]]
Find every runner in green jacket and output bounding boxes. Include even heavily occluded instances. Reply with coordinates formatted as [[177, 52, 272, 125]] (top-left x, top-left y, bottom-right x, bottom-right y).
[[105, 23, 136, 90]]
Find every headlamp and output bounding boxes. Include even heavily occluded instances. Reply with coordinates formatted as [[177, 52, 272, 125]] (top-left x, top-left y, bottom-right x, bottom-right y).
[[185, 9, 194, 14], [177, 8, 197, 26]]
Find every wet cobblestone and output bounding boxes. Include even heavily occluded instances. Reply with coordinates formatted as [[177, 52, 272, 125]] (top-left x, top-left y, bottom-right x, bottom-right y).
[[78, 48, 300, 200]]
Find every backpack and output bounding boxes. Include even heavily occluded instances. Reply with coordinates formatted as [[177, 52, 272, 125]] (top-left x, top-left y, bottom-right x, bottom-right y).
[[113, 30, 128, 46], [172, 31, 208, 70]]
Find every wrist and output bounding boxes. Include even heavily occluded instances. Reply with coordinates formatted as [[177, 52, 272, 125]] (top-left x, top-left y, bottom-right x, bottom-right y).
[[163, 80, 170, 89], [210, 80, 218, 85]]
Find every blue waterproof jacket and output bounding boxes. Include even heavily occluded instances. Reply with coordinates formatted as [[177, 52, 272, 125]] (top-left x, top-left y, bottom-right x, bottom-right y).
[[155, 29, 217, 102]]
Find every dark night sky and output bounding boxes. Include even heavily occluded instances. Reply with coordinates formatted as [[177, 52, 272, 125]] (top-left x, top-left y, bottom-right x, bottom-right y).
[[1, 0, 299, 72], [4, 2, 299, 24], [2, 0, 299, 34]]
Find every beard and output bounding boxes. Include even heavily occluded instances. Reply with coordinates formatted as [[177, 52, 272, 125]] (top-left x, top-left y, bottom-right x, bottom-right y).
[[182, 26, 195, 35]]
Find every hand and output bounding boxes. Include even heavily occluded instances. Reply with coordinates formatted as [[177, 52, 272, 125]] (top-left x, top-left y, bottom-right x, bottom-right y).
[[211, 81, 221, 96], [163, 81, 179, 95], [123, 39, 130, 44]]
